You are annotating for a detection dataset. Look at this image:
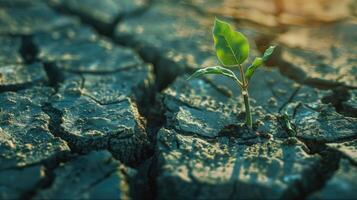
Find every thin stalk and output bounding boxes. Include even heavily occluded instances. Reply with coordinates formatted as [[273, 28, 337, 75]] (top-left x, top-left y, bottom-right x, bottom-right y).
[[237, 64, 252, 128], [237, 64, 247, 87], [242, 89, 252, 127]]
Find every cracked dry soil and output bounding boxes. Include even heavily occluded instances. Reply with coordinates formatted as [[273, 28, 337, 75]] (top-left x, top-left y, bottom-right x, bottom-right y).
[[0, 0, 356, 199]]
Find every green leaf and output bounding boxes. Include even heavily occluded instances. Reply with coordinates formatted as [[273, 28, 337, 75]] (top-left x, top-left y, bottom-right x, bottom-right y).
[[244, 46, 277, 80], [245, 57, 263, 80], [213, 18, 249, 66], [262, 46, 276, 61], [187, 66, 241, 85]]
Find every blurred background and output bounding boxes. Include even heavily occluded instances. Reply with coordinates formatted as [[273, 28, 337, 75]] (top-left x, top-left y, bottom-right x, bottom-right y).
[[184, 0, 356, 26]]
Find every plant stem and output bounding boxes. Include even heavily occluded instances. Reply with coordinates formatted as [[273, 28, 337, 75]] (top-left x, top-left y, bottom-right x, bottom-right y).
[[237, 64, 252, 128], [242, 89, 252, 128], [237, 64, 246, 86]]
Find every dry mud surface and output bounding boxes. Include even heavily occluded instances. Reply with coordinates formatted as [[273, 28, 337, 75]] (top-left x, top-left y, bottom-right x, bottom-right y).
[[0, 0, 356, 199]]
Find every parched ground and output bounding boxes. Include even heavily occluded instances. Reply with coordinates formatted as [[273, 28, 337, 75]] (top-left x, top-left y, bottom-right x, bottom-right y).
[[0, 0, 356, 199]]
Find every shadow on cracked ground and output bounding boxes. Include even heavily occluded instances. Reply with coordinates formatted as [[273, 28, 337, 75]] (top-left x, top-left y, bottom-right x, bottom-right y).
[[0, 0, 356, 199]]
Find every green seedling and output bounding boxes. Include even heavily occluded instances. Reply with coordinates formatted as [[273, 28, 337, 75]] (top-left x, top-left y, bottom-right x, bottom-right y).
[[188, 18, 276, 128]]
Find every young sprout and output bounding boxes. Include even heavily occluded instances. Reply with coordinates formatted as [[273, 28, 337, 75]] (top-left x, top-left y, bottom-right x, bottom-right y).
[[188, 18, 276, 128]]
